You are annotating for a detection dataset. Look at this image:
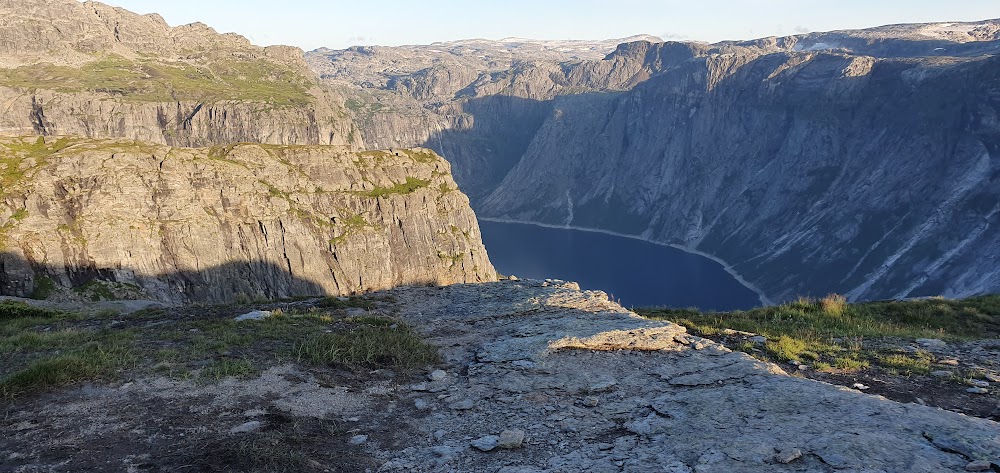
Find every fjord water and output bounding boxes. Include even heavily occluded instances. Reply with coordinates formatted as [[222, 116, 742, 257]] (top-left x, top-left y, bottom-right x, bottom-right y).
[[479, 220, 761, 311]]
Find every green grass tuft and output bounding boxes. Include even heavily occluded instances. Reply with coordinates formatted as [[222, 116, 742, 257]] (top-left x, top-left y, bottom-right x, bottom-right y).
[[296, 323, 438, 368], [358, 177, 430, 198]]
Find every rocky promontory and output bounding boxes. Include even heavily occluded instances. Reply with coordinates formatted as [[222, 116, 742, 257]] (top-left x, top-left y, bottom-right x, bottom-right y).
[[0, 136, 495, 302]]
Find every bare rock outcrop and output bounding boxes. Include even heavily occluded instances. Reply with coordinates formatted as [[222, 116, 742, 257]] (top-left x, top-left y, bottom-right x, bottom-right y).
[[319, 19, 1000, 302], [0, 0, 361, 148], [4, 280, 996, 471], [0, 136, 496, 302]]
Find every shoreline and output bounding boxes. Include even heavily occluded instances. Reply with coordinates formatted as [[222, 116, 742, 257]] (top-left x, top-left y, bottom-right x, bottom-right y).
[[479, 217, 776, 307]]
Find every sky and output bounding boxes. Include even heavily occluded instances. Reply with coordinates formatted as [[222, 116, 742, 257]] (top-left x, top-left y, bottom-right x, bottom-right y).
[[96, 0, 1000, 51]]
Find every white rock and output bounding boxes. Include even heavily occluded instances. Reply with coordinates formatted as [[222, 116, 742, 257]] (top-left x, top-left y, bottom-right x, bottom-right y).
[[228, 421, 262, 434], [471, 435, 499, 452], [969, 380, 990, 388], [498, 429, 525, 449], [234, 310, 272, 321], [428, 369, 448, 382], [773, 447, 802, 464], [967, 387, 989, 394], [750, 335, 767, 344], [348, 434, 368, 445], [414, 398, 430, 410], [852, 383, 870, 391]]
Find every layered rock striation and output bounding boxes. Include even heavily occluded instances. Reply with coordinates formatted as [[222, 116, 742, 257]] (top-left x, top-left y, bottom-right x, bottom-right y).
[[0, 136, 495, 302], [319, 20, 1000, 302], [0, 0, 359, 147]]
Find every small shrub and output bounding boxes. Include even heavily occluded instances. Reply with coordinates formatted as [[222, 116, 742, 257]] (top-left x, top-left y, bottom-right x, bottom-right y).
[[0, 301, 60, 320], [764, 335, 809, 362], [29, 276, 56, 300], [820, 294, 848, 316]]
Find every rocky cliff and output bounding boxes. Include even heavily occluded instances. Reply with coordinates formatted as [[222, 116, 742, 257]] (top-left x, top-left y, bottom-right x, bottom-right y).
[[0, 0, 360, 147], [0, 136, 496, 302], [321, 20, 1000, 303]]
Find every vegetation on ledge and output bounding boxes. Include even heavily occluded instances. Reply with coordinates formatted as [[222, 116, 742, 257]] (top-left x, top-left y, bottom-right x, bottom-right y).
[[0, 55, 312, 107], [0, 296, 438, 400], [637, 294, 1000, 375]]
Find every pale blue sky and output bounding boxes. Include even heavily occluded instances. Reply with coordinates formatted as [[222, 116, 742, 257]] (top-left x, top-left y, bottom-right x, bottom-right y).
[[97, 0, 999, 51]]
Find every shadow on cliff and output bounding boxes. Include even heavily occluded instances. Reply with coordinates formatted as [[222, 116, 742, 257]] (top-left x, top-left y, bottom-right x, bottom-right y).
[[0, 251, 442, 304], [420, 94, 554, 202]]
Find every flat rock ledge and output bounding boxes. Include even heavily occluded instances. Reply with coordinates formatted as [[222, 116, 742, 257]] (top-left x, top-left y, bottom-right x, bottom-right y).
[[377, 280, 999, 472], [2, 280, 997, 472]]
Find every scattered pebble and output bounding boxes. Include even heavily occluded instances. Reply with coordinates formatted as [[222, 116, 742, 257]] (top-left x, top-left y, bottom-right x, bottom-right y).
[[348, 435, 368, 445], [228, 421, 262, 434], [966, 387, 989, 395], [852, 383, 870, 391], [797, 365, 809, 371], [449, 399, 475, 411], [428, 369, 447, 382], [970, 380, 990, 388], [471, 435, 499, 452], [750, 335, 767, 344], [581, 396, 600, 408], [773, 447, 802, 464], [930, 370, 953, 378], [498, 429, 525, 449], [985, 373, 1000, 383]]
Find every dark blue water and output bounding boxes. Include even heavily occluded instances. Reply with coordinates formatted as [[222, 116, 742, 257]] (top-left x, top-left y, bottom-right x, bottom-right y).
[[479, 220, 761, 311]]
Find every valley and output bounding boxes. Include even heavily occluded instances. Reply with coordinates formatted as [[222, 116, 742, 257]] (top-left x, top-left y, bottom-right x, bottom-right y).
[[0, 0, 998, 471]]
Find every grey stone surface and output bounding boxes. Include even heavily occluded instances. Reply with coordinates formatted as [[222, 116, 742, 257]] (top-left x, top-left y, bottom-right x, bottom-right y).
[[362, 280, 1000, 472], [315, 15, 1000, 304], [234, 310, 272, 322], [0, 140, 496, 303]]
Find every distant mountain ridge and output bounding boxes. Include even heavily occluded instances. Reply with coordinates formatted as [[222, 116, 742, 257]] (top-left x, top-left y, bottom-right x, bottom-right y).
[[315, 19, 1000, 303]]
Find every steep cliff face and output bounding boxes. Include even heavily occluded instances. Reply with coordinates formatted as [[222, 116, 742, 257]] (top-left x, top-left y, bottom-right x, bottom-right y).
[[481, 41, 1000, 302], [0, 0, 360, 148], [327, 20, 1000, 303], [0, 136, 496, 302]]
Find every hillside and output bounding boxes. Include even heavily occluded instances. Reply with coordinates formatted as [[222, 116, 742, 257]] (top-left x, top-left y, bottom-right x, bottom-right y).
[[0, 137, 495, 302], [0, 0, 359, 147], [319, 20, 1000, 303]]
